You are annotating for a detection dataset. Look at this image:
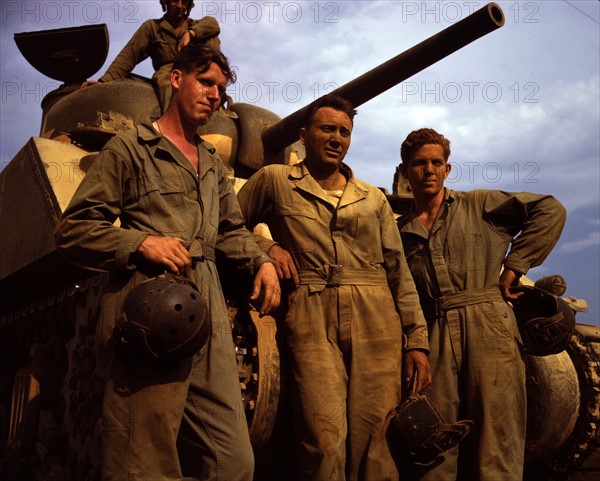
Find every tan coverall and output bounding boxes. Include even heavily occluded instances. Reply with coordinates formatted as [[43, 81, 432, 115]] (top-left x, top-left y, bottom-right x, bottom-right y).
[[55, 122, 266, 481], [237, 162, 429, 481], [99, 16, 220, 110], [397, 188, 566, 481]]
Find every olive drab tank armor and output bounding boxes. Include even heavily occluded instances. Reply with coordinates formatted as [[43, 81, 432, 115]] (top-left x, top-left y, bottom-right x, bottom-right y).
[[386, 391, 474, 465], [510, 285, 575, 356], [115, 273, 210, 362]]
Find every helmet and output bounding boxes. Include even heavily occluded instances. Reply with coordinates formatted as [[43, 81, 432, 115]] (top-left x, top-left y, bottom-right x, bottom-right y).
[[387, 392, 474, 465], [510, 285, 575, 356], [116, 273, 210, 362]]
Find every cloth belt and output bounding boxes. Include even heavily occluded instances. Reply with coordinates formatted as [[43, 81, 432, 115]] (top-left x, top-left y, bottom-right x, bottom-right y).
[[298, 265, 387, 287], [432, 287, 504, 319], [429, 287, 506, 368], [189, 239, 216, 265]]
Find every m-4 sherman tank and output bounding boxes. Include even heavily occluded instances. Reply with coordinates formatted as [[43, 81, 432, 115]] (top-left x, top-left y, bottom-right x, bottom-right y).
[[0, 3, 598, 480]]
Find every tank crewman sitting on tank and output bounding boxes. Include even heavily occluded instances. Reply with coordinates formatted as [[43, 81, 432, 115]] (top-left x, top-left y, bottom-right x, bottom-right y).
[[396, 128, 566, 481], [55, 44, 280, 481], [97, 0, 220, 111], [237, 94, 431, 481]]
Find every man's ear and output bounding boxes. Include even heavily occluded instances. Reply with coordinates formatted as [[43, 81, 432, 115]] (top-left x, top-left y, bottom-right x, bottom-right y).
[[444, 162, 452, 178], [170, 69, 183, 90], [299, 127, 306, 145]]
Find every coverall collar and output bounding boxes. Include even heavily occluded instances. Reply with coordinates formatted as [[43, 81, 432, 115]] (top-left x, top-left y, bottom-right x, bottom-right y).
[[289, 160, 369, 208], [402, 188, 455, 238], [158, 16, 192, 38], [137, 121, 217, 181]]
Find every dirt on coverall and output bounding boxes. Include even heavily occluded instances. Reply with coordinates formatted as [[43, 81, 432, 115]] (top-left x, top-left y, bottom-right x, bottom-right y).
[[55, 121, 265, 481], [237, 161, 429, 481], [397, 188, 566, 481], [99, 16, 220, 110]]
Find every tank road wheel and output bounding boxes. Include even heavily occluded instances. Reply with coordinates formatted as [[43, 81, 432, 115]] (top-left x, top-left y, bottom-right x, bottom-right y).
[[552, 325, 600, 480], [524, 350, 581, 475], [230, 305, 281, 448], [245, 310, 282, 447], [524, 324, 600, 481], [230, 304, 297, 480]]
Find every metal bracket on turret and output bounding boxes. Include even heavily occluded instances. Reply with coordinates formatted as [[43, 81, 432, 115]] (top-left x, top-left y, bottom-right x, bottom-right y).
[[69, 110, 134, 149]]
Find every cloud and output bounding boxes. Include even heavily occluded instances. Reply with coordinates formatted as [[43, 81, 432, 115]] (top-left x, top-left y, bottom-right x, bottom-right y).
[[1, 0, 598, 324], [343, 73, 600, 210], [560, 231, 600, 253]]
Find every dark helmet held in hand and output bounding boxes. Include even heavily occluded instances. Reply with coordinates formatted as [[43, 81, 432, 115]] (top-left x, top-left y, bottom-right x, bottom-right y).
[[387, 392, 474, 465], [510, 285, 575, 356], [115, 273, 210, 362]]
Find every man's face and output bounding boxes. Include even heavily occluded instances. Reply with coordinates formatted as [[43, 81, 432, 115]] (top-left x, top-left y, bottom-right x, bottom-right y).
[[165, 0, 189, 22], [401, 143, 451, 200], [300, 107, 352, 174], [171, 62, 226, 126]]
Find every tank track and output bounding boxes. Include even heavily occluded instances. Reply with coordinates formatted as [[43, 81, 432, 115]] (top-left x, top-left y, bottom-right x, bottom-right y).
[[551, 331, 600, 478], [0, 275, 106, 481]]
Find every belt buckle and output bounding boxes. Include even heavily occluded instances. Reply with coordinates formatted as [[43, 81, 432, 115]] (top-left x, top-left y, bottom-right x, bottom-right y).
[[433, 297, 445, 320], [327, 264, 342, 287], [191, 255, 206, 269]]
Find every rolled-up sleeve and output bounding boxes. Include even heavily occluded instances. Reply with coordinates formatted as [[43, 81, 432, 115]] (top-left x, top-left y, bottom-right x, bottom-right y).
[[189, 16, 221, 50], [484, 191, 567, 275]]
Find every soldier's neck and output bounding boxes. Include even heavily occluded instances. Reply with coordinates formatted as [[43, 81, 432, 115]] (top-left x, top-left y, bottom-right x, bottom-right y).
[[155, 115, 199, 173], [313, 171, 347, 191], [414, 192, 444, 232], [305, 161, 347, 191]]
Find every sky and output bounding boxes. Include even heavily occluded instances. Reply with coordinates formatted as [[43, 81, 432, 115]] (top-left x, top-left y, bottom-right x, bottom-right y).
[[1, 0, 599, 325]]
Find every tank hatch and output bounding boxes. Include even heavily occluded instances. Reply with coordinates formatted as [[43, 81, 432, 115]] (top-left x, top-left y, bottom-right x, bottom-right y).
[[14, 24, 108, 83]]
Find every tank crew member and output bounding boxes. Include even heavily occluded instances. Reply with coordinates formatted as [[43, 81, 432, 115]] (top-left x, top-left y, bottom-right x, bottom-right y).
[[237, 94, 431, 481], [98, 0, 221, 111], [396, 128, 566, 481], [55, 44, 280, 481]]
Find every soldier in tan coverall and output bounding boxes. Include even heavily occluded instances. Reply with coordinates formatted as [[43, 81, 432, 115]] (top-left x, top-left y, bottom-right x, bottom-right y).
[[396, 128, 566, 481], [55, 45, 279, 481], [237, 95, 431, 481], [99, 0, 220, 110]]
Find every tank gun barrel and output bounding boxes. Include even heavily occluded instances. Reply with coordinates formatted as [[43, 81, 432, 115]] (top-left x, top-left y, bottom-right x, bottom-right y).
[[262, 2, 505, 152]]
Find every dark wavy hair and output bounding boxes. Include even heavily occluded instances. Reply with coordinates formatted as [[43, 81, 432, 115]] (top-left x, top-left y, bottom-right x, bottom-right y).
[[172, 44, 237, 86], [303, 94, 357, 128], [400, 128, 451, 163]]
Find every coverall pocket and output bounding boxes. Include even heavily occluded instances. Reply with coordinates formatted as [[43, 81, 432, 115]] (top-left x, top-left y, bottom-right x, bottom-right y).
[[275, 202, 318, 253], [353, 215, 383, 261], [479, 302, 515, 342], [447, 231, 485, 273], [151, 38, 172, 62], [139, 174, 193, 236]]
